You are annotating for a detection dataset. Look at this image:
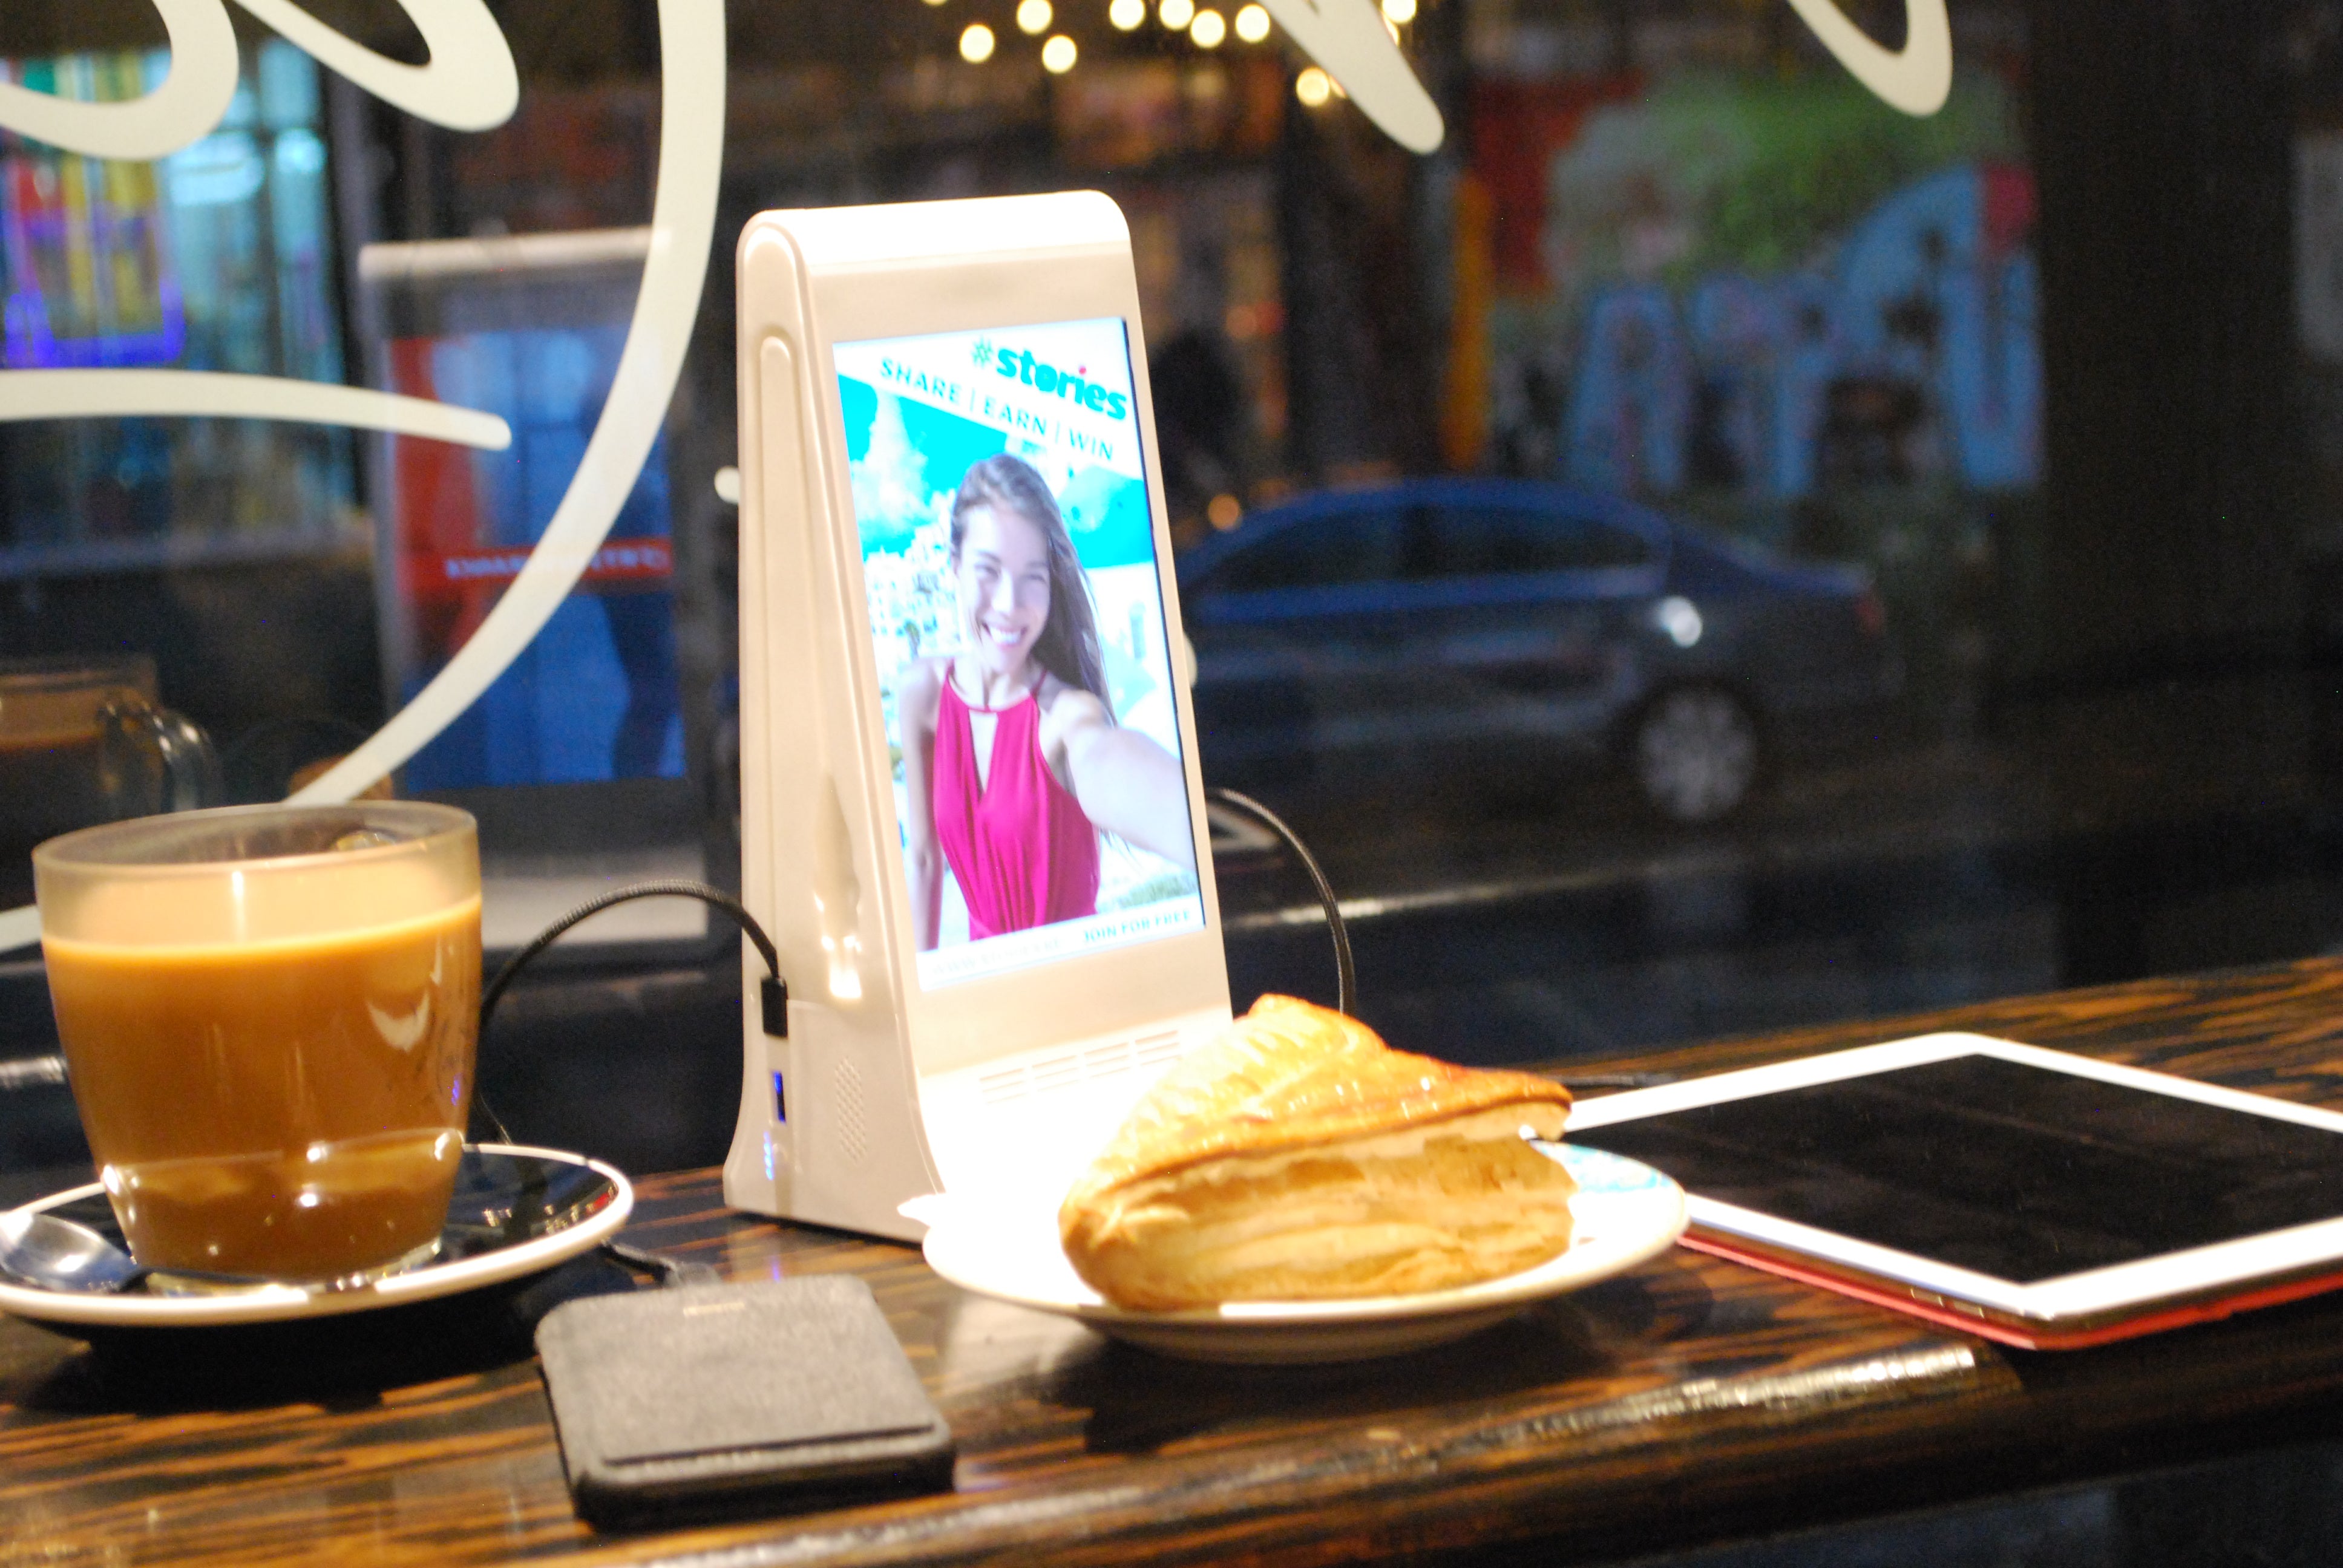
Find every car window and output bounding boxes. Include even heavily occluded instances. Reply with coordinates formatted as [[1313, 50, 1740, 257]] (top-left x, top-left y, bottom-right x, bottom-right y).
[[1425, 505, 1652, 578], [1200, 507, 1408, 593]]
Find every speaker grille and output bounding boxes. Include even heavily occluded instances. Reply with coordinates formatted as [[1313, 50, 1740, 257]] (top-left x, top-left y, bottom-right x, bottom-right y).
[[975, 1028, 1187, 1107], [833, 1059, 868, 1166]]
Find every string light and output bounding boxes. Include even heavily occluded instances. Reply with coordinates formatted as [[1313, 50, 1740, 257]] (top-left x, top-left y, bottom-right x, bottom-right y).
[[1161, 0, 1196, 30], [1295, 65, 1332, 106], [1383, 13, 1399, 41], [1110, 0, 1145, 25], [1381, 0, 1415, 21], [922, 0, 948, 8], [1190, 7, 1226, 46], [1017, 0, 1053, 33], [1233, 3, 1270, 41], [960, 22, 996, 60], [1041, 32, 1078, 70]]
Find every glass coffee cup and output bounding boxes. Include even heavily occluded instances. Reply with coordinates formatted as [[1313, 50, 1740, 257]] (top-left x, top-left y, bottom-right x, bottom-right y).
[[34, 802, 482, 1289], [0, 655, 220, 910]]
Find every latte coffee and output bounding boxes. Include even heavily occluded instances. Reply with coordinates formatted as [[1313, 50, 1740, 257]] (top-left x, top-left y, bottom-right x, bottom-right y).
[[37, 803, 480, 1284]]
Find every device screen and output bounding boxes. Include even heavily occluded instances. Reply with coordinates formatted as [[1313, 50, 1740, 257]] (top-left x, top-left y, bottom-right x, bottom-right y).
[[1569, 1055, 2343, 1283], [833, 318, 1205, 991]]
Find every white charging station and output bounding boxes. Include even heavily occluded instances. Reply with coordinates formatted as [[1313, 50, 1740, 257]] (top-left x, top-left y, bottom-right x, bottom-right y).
[[725, 194, 1234, 1241]]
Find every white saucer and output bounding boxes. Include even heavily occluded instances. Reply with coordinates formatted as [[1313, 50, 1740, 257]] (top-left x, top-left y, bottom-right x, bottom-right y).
[[916, 1142, 1686, 1364], [0, 1143, 633, 1332]]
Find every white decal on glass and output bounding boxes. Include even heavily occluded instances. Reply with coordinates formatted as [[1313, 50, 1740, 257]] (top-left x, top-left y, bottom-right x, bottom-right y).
[[1254, 0, 1948, 154], [0, 373, 510, 450], [1783, 0, 1953, 117], [0, 0, 723, 952], [1257, 0, 1442, 152], [0, 0, 518, 155], [0, 0, 1939, 955], [0, 0, 237, 160], [227, 0, 520, 132], [283, 0, 724, 808], [0, 0, 522, 498]]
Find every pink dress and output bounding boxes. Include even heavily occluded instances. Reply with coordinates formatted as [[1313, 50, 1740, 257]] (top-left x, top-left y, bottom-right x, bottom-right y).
[[931, 679, 1101, 939]]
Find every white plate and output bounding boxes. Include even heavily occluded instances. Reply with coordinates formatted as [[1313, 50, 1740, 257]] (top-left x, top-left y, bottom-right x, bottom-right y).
[[917, 1142, 1686, 1364], [0, 1144, 633, 1331]]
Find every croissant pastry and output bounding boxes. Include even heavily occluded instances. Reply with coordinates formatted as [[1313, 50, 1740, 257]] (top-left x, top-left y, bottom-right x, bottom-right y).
[[1059, 995, 1576, 1310]]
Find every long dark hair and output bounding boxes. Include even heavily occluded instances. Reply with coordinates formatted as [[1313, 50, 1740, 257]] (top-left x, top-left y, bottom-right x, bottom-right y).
[[949, 454, 1112, 713]]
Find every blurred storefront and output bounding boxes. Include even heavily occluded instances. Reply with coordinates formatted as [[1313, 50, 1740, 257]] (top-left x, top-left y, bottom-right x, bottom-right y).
[[4, 0, 2343, 1147], [0, 38, 373, 777]]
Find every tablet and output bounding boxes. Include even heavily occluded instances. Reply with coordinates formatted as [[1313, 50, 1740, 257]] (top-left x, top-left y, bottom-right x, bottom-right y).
[[1565, 1034, 2343, 1348], [727, 194, 1231, 1240]]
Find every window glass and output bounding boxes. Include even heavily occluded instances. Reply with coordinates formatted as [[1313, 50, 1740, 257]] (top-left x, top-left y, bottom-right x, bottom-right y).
[[365, 239, 681, 792], [5, 0, 2343, 1184], [1, 44, 351, 553], [1424, 503, 1650, 577], [1199, 507, 1407, 593]]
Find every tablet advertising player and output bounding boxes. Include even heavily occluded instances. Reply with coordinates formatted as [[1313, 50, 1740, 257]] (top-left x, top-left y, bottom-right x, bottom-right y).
[[834, 320, 1204, 991], [729, 194, 1231, 1241]]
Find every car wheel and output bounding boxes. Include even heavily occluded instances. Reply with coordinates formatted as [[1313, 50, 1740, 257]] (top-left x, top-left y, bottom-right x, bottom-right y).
[[1631, 686, 1760, 824]]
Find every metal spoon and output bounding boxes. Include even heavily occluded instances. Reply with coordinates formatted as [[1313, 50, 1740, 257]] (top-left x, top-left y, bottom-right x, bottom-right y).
[[0, 1209, 149, 1294], [0, 1209, 292, 1295]]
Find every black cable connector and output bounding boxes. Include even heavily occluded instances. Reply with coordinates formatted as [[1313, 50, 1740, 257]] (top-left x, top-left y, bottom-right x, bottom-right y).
[[759, 974, 789, 1040]]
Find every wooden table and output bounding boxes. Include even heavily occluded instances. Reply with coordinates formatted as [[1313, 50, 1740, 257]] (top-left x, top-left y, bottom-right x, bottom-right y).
[[13, 961, 2343, 1566]]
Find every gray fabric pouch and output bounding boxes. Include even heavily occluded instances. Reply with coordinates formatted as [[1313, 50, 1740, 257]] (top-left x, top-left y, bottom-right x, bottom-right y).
[[535, 1275, 954, 1530]]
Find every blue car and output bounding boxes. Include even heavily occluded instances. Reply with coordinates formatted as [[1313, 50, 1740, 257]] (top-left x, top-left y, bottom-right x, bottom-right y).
[[1174, 479, 1898, 822]]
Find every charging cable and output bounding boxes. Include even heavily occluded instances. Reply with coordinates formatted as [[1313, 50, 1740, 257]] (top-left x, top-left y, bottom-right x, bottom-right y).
[[1206, 786, 1355, 1016], [473, 880, 786, 1146], [471, 802, 1353, 1145]]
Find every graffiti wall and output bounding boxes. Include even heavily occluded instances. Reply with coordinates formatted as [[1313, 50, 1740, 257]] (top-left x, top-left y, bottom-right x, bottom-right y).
[[1470, 67, 2037, 509]]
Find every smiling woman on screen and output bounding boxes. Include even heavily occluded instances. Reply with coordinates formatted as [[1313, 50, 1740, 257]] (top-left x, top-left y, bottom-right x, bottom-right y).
[[898, 454, 1195, 950]]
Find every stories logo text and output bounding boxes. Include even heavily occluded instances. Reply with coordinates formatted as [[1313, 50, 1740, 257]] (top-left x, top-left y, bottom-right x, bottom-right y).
[[994, 347, 1128, 420]]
